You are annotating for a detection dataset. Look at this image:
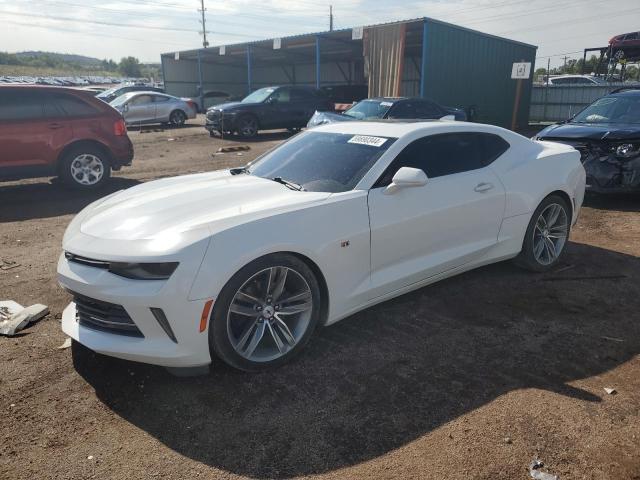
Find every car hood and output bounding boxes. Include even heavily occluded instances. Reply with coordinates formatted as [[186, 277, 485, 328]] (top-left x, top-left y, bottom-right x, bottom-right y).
[[77, 171, 331, 241], [537, 122, 640, 141]]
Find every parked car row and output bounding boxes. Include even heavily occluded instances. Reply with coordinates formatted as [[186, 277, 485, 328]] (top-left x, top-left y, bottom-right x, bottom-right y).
[[204, 85, 467, 138]]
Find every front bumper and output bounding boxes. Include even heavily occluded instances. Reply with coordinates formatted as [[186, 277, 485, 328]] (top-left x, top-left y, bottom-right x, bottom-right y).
[[205, 111, 236, 132], [58, 252, 213, 368]]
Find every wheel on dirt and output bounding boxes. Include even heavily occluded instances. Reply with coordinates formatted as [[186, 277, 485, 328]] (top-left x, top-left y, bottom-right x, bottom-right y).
[[209, 253, 322, 372], [169, 110, 187, 127], [515, 194, 570, 272], [237, 115, 258, 138], [60, 145, 111, 190]]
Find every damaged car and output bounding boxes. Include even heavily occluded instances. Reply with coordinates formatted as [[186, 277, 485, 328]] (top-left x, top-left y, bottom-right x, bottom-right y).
[[307, 97, 466, 128], [535, 88, 640, 193]]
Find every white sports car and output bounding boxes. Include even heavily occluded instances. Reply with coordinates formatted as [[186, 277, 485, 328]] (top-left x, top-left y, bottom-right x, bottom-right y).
[[58, 121, 585, 372]]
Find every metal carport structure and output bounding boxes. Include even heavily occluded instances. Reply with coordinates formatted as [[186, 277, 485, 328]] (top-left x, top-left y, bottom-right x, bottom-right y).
[[161, 18, 537, 128]]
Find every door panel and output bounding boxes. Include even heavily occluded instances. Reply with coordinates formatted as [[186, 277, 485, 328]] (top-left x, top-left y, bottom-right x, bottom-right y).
[[0, 90, 71, 169], [368, 167, 505, 297], [124, 95, 156, 124]]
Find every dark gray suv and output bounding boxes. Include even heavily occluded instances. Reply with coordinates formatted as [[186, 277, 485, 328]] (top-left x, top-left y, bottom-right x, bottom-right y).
[[205, 86, 332, 138]]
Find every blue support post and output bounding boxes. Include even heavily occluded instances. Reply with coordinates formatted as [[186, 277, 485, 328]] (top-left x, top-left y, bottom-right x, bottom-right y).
[[196, 50, 204, 110], [420, 19, 428, 98], [246, 45, 252, 94], [315, 35, 321, 89]]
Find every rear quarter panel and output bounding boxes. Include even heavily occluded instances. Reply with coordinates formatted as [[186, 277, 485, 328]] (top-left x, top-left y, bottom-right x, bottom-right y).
[[490, 139, 585, 223]]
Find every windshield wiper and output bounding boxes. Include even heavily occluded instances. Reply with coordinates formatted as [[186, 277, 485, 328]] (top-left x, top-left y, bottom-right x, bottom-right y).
[[271, 176, 305, 191], [230, 166, 250, 175]]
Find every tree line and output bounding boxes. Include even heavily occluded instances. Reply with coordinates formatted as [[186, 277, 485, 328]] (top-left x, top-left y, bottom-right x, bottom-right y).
[[0, 52, 160, 78]]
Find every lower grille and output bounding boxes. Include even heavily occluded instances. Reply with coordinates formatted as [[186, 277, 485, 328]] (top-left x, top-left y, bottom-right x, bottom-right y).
[[73, 292, 143, 338]]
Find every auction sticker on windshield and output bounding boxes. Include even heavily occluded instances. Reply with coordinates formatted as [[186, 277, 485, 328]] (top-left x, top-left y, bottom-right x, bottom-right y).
[[348, 135, 388, 147]]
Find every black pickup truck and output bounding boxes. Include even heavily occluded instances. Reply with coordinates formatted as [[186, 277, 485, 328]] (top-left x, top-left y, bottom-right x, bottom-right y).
[[205, 85, 332, 138]]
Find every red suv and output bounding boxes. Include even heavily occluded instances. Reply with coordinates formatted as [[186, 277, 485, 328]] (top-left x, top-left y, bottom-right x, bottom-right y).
[[0, 85, 133, 189]]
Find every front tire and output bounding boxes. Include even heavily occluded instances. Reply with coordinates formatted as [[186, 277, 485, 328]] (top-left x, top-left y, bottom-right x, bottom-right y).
[[237, 114, 259, 138], [210, 253, 322, 372], [59, 145, 111, 190], [515, 194, 570, 272]]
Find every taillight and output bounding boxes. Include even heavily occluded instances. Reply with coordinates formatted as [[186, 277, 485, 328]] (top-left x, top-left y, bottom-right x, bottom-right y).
[[114, 118, 126, 136]]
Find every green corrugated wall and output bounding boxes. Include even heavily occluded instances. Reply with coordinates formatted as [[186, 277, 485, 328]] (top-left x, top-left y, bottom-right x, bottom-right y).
[[422, 18, 537, 129]]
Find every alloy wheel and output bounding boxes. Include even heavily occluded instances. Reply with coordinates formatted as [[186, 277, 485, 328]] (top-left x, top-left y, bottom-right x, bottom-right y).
[[532, 203, 568, 266], [171, 111, 186, 126], [70, 154, 104, 186], [240, 117, 258, 137], [226, 266, 313, 362]]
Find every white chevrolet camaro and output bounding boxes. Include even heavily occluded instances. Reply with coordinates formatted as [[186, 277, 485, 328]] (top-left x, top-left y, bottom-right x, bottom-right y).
[[58, 121, 585, 372]]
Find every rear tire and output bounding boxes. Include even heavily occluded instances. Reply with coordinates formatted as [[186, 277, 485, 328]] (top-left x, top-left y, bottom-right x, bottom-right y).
[[209, 253, 322, 372], [169, 110, 187, 127], [514, 194, 571, 272], [59, 145, 111, 190]]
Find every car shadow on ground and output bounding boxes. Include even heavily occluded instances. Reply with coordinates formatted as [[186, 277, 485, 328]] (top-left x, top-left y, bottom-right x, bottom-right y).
[[0, 176, 141, 222], [213, 130, 296, 143], [73, 241, 640, 479]]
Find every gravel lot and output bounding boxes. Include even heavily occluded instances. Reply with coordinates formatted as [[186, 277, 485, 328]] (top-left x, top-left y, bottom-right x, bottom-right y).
[[1, 118, 639, 480]]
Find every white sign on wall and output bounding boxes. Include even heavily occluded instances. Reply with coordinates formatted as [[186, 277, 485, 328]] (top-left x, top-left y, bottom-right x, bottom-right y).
[[273, 38, 281, 50], [352, 26, 363, 40], [174, 52, 179, 60], [511, 62, 531, 79], [219, 45, 226, 55]]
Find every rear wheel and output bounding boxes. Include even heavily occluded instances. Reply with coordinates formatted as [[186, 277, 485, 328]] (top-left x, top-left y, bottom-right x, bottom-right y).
[[60, 145, 111, 190], [169, 110, 186, 127], [210, 253, 321, 372], [515, 194, 570, 272]]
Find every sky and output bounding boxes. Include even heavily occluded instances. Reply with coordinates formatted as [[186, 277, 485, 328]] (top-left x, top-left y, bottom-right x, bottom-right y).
[[1, 0, 639, 69]]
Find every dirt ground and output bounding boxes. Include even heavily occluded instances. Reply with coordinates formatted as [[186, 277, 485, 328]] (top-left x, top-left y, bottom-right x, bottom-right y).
[[1, 118, 639, 480]]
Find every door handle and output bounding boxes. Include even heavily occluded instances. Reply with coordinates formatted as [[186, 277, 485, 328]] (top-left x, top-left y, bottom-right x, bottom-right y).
[[48, 123, 64, 130], [474, 182, 494, 192]]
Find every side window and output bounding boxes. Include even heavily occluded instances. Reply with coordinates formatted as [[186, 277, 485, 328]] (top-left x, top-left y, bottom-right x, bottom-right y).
[[153, 95, 170, 103], [130, 95, 153, 106], [0, 90, 43, 120], [375, 133, 509, 187], [49, 93, 99, 117], [271, 88, 291, 103], [387, 101, 415, 119], [415, 101, 444, 118]]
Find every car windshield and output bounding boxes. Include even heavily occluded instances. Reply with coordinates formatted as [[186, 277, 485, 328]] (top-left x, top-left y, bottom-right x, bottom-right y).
[[572, 95, 640, 124], [242, 87, 275, 104], [344, 99, 394, 120], [248, 131, 396, 193]]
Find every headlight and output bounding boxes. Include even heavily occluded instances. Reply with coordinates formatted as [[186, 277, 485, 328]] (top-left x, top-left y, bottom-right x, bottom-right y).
[[614, 143, 640, 158], [108, 262, 179, 280]]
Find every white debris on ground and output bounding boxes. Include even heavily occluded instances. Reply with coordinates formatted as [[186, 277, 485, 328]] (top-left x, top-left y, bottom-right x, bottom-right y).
[[529, 460, 559, 480], [57, 338, 72, 349], [604, 387, 617, 395], [0, 300, 49, 336]]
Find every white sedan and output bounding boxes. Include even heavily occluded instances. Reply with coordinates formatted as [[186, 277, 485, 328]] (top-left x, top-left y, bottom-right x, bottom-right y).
[[58, 121, 585, 372]]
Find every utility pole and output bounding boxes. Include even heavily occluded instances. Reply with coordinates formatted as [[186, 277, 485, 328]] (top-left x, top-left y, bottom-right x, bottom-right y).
[[329, 5, 333, 31], [198, 0, 209, 48], [562, 55, 568, 73]]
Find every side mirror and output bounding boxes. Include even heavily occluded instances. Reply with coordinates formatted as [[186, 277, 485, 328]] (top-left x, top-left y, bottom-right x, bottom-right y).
[[267, 96, 278, 104], [123, 103, 129, 112], [384, 167, 428, 195]]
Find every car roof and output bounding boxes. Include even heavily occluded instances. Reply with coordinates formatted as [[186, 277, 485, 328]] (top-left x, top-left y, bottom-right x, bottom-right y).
[[312, 119, 483, 137]]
